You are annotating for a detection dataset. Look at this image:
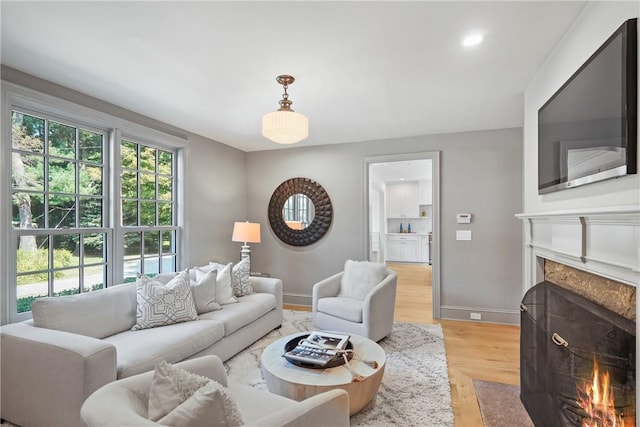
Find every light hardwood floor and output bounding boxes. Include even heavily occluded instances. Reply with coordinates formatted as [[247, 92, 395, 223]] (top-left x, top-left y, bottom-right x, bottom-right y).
[[285, 262, 520, 427]]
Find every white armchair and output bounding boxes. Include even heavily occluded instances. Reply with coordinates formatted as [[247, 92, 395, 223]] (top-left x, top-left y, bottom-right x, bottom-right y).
[[81, 355, 350, 427], [312, 260, 397, 342]]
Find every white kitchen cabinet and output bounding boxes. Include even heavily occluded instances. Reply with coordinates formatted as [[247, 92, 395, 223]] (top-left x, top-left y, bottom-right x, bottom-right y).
[[386, 235, 420, 262], [419, 235, 429, 262], [418, 180, 432, 205], [386, 182, 419, 218]]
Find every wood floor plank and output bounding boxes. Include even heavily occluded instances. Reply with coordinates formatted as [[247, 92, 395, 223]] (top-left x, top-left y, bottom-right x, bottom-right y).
[[285, 261, 521, 427]]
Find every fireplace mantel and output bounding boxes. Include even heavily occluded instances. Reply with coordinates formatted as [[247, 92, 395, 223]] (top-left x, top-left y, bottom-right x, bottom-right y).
[[516, 205, 640, 289]]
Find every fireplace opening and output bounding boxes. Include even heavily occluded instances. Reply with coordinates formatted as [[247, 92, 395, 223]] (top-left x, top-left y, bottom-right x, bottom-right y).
[[520, 280, 636, 426]]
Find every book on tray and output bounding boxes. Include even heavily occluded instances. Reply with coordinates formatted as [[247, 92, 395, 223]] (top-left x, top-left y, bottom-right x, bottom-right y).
[[283, 331, 350, 367]]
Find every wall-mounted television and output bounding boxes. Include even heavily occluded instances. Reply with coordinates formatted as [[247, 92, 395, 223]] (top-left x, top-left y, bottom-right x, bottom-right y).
[[538, 18, 637, 194]]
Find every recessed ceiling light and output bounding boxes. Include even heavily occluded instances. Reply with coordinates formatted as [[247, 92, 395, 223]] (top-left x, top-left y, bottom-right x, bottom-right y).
[[462, 34, 483, 47]]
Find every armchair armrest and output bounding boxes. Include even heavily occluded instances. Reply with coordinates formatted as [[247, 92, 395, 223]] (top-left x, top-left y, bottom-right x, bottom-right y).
[[362, 269, 398, 341], [312, 272, 343, 312], [249, 389, 350, 427], [1, 322, 117, 427]]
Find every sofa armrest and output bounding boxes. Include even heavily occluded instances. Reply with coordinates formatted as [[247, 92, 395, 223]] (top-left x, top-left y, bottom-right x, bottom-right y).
[[249, 389, 350, 427], [1, 322, 117, 427], [251, 276, 283, 309], [312, 272, 343, 312]]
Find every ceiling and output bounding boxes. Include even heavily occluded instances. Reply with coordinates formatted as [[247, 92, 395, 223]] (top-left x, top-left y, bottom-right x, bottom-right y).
[[1, 1, 586, 152]]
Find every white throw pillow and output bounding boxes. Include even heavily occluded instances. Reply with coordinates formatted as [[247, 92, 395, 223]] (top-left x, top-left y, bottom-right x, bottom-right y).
[[148, 360, 243, 427], [192, 268, 222, 313], [148, 359, 210, 421], [215, 263, 238, 305], [338, 259, 387, 300], [210, 259, 254, 298], [131, 271, 198, 330]]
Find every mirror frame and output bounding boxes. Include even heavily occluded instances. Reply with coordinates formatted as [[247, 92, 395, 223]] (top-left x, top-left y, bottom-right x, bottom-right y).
[[268, 177, 333, 246]]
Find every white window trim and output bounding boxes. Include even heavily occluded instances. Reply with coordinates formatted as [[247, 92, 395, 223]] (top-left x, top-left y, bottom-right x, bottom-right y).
[[2, 82, 187, 324]]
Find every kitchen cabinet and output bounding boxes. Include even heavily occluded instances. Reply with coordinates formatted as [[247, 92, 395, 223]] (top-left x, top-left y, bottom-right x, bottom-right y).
[[386, 182, 419, 218], [418, 180, 432, 205], [386, 235, 420, 262]]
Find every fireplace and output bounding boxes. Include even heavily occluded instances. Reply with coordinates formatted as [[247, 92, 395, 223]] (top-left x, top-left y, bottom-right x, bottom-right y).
[[520, 261, 636, 426]]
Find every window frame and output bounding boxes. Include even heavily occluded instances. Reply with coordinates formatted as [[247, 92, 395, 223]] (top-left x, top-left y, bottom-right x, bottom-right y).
[[2, 82, 187, 323]]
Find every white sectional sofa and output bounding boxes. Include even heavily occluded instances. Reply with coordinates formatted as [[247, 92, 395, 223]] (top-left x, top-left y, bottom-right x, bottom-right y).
[[1, 275, 283, 427]]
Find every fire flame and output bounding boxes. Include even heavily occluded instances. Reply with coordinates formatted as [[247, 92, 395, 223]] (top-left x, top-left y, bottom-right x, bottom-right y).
[[577, 357, 626, 427]]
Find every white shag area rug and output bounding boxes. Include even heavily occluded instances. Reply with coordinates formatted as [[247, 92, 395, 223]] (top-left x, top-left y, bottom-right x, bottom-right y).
[[224, 310, 454, 427]]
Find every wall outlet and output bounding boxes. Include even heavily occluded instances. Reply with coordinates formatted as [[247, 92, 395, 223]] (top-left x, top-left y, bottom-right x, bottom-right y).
[[470, 312, 482, 320]]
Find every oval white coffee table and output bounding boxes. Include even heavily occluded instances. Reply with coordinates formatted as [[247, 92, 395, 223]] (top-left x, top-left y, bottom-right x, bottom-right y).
[[261, 332, 386, 415]]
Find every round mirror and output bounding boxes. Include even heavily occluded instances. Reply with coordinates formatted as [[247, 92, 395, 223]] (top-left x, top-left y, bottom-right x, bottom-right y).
[[268, 177, 332, 247], [283, 194, 315, 230]]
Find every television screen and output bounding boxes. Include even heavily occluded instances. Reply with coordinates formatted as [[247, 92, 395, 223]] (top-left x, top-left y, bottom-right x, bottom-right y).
[[538, 18, 637, 194]]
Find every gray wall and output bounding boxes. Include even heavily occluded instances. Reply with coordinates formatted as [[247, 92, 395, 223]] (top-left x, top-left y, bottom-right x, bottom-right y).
[[247, 128, 523, 323], [1, 67, 523, 324]]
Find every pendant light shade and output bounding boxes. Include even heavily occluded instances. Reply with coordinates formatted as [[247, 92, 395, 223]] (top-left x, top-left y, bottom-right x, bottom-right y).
[[262, 75, 308, 144]]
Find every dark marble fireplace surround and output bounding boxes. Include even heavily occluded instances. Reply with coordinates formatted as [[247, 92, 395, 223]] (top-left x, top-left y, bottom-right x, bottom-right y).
[[520, 260, 636, 426]]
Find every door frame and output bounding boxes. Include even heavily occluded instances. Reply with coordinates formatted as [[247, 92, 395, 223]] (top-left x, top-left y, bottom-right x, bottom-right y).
[[363, 151, 441, 319]]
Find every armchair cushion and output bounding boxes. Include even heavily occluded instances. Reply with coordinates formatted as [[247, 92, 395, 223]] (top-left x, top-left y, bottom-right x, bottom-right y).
[[159, 380, 241, 427], [317, 297, 363, 323], [337, 260, 387, 300]]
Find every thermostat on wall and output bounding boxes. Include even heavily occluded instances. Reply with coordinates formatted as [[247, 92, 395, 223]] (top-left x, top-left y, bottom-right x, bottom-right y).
[[456, 213, 472, 224]]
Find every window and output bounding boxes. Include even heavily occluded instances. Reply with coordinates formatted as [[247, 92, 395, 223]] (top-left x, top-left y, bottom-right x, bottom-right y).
[[120, 139, 178, 281], [11, 110, 108, 313], [7, 101, 183, 319]]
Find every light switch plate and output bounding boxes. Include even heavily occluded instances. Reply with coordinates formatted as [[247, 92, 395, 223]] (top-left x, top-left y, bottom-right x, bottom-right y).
[[456, 230, 472, 240]]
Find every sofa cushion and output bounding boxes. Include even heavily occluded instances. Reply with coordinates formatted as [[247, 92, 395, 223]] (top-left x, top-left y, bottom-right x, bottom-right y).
[[104, 319, 224, 378], [198, 292, 276, 336], [132, 272, 198, 330], [31, 282, 136, 339], [317, 297, 364, 323], [338, 260, 387, 300]]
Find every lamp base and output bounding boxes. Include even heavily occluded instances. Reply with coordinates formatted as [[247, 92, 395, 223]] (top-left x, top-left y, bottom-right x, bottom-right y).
[[240, 244, 252, 271]]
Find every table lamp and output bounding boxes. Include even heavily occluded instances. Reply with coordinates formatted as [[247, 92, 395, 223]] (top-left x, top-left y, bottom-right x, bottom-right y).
[[232, 222, 261, 267]]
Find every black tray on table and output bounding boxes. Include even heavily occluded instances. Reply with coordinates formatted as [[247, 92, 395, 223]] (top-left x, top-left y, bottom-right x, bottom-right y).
[[283, 334, 354, 369]]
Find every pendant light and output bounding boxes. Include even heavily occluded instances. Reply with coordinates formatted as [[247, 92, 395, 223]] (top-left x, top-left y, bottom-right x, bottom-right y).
[[262, 75, 309, 144]]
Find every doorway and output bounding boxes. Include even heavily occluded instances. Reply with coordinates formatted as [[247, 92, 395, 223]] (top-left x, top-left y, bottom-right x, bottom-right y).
[[364, 152, 441, 319]]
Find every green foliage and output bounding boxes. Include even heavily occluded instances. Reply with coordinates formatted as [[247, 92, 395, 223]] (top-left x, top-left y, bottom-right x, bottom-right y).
[[16, 248, 73, 284]]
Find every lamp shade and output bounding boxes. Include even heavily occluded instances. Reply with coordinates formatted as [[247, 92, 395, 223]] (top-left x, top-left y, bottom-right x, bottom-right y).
[[232, 222, 261, 243], [262, 110, 309, 144]]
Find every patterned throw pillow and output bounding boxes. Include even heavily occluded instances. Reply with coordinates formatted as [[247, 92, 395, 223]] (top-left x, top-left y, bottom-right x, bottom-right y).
[[231, 257, 254, 297], [131, 271, 198, 331]]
